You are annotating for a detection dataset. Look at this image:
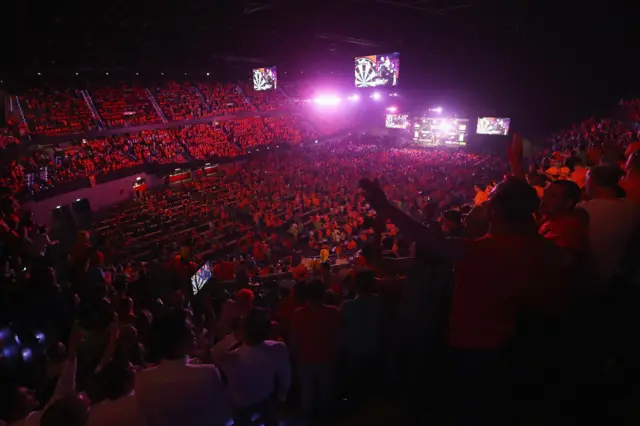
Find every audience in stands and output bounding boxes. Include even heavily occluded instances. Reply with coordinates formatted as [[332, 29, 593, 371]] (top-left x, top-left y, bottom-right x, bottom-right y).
[[90, 83, 161, 128], [2, 88, 640, 426], [18, 87, 98, 135]]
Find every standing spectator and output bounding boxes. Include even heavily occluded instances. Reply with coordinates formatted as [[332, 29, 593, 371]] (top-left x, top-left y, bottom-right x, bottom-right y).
[[135, 309, 229, 426], [216, 289, 254, 338], [538, 180, 589, 252], [213, 308, 291, 426], [340, 269, 383, 405], [291, 280, 340, 421], [361, 176, 570, 426], [578, 165, 640, 286], [621, 151, 640, 205]]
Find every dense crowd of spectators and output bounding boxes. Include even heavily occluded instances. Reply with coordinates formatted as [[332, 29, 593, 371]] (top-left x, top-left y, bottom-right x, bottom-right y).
[[0, 116, 311, 197], [14, 80, 301, 136], [2, 123, 640, 426], [151, 81, 209, 121], [239, 82, 291, 112], [2, 88, 640, 426], [196, 82, 252, 116], [90, 83, 162, 128], [18, 88, 98, 135], [175, 124, 239, 160], [0, 128, 19, 150]]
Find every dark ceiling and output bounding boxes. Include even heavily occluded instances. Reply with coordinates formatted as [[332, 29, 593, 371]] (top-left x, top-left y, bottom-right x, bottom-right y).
[[2, 0, 638, 136], [6, 0, 522, 71]]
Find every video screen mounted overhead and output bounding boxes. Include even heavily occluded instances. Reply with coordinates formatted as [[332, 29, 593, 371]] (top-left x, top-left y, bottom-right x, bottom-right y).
[[252, 67, 278, 91], [385, 114, 409, 129], [476, 117, 511, 135], [413, 117, 469, 147], [354, 53, 400, 88]]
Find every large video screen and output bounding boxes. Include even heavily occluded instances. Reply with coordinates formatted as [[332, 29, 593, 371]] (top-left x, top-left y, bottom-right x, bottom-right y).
[[385, 114, 409, 129], [413, 118, 469, 147], [355, 53, 400, 88], [252, 67, 278, 91], [191, 261, 211, 296], [476, 117, 511, 135]]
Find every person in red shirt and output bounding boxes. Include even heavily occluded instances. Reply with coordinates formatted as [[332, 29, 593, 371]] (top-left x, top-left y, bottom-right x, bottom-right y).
[[621, 151, 640, 205], [538, 180, 590, 252], [361, 176, 570, 426], [290, 280, 340, 420]]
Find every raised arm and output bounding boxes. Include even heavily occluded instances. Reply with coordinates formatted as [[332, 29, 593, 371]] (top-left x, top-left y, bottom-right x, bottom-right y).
[[45, 325, 83, 409], [360, 178, 468, 261], [95, 314, 119, 373]]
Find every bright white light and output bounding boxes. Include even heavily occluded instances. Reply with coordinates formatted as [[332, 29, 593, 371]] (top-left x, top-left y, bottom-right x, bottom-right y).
[[371, 92, 382, 100], [136, 72, 139, 76], [76, 198, 81, 202], [347, 94, 360, 102], [430, 107, 443, 114], [37, 72, 41, 76], [387, 106, 397, 112], [21, 348, 33, 362], [313, 95, 342, 106], [206, 72, 210, 76], [315, 140, 319, 144], [438, 120, 453, 132], [136, 177, 142, 181], [105, 72, 109, 76], [56, 206, 61, 209], [75, 72, 79, 76]]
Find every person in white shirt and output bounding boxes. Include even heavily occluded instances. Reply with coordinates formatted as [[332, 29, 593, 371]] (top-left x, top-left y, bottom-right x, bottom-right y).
[[213, 308, 291, 426], [135, 309, 230, 426], [577, 165, 640, 286], [89, 363, 142, 426]]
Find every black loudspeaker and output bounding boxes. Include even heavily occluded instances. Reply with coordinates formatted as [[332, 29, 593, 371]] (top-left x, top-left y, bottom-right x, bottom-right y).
[[50, 204, 74, 232], [71, 198, 92, 230]]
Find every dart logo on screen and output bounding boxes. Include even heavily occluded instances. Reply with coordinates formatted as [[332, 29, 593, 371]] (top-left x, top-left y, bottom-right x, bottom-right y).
[[354, 53, 400, 88], [385, 114, 409, 129], [476, 117, 511, 136], [253, 67, 277, 91]]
